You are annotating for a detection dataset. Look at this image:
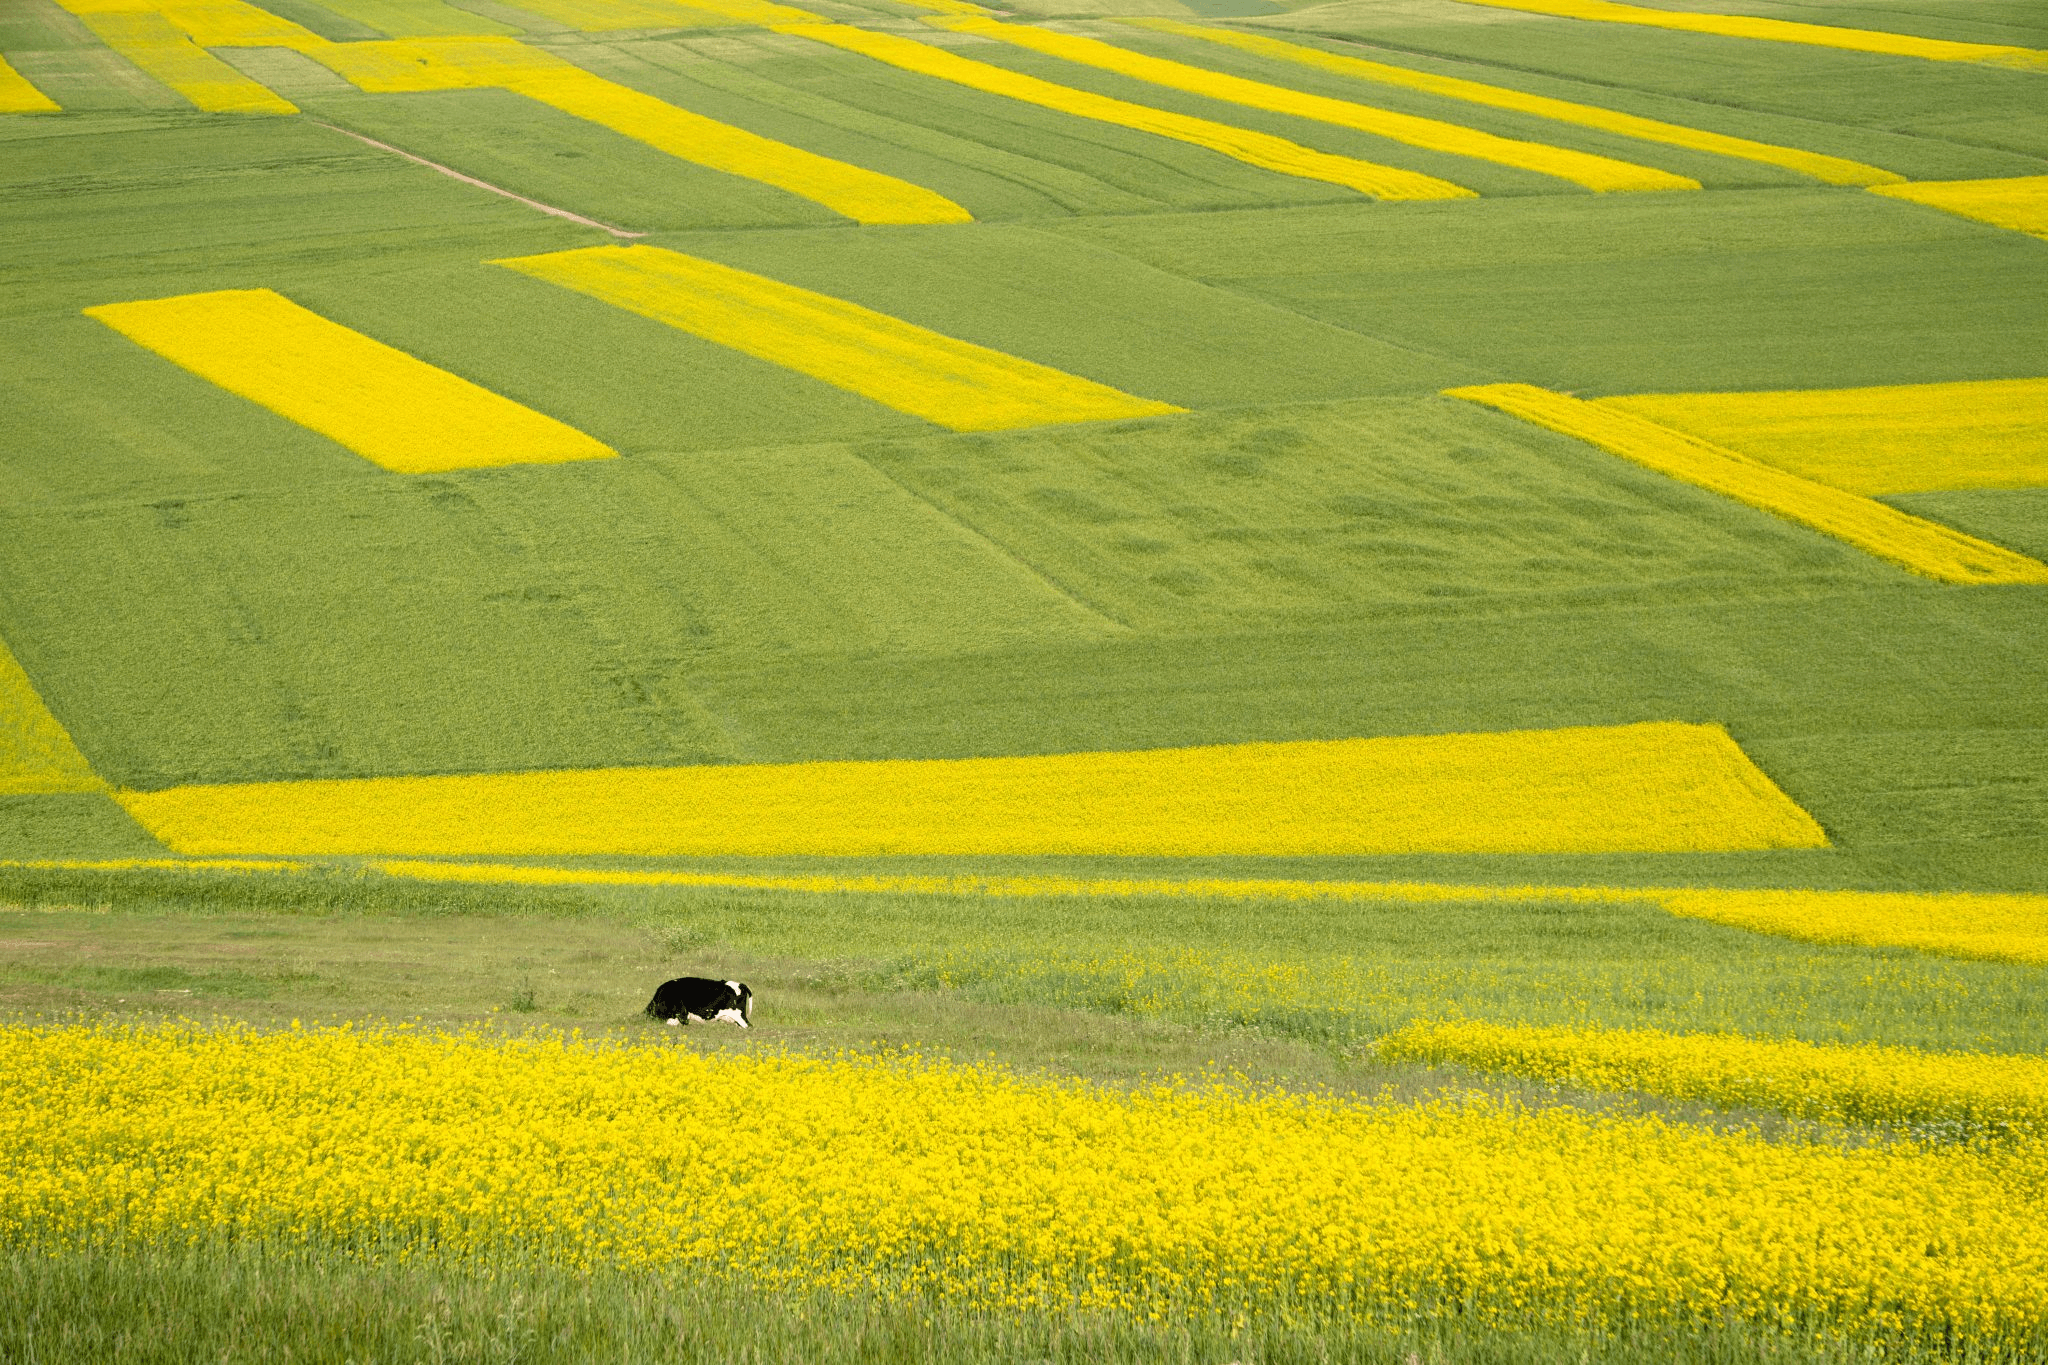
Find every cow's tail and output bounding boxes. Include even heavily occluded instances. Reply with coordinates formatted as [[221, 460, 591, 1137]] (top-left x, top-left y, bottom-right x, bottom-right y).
[[739, 983, 753, 1027]]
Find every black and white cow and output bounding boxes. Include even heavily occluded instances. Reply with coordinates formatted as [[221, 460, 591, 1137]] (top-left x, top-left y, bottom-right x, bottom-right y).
[[645, 976, 753, 1028]]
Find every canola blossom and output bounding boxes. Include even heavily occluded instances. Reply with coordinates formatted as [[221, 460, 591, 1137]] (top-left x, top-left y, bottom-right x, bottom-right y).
[[58, 4, 298, 112], [1449, 0, 2048, 71], [52, 0, 970, 226], [500, 65, 970, 226], [493, 245, 1184, 432], [780, 22, 1477, 201], [1600, 377, 2048, 496], [1657, 887, 2048, 968], [0, 638, 102, 796], [933, 17, 1695, 193], [1873, 175, 2048, 243], [112, 722, 1825, 858], [85, 289, 617, 475], [1448, 383, 2048, 585], [5, 1022, 2048, 1349], [1121, 20, 1901, 188], [0, 54, 60, 112], [1380, 1020, 2048, 1135]]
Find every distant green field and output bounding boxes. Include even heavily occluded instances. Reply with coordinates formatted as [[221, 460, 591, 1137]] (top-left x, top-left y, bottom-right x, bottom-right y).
[[4, 0, 2047, 1356]]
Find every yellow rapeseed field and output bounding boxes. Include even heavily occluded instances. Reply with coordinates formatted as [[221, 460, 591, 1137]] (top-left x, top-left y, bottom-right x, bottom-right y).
[[1448, 383, 2048, 584], [0, 54, 60, 112], [779, 23, 1478, 201], [5, 1021, 2047, 1348], [1448, 0, 2048, 71], [54, 0, 972, 226], [493, 244, 1182, 432], [1599, 377, 2048, 495], [54, 3, 298, 113], [1124, 19, 1903, 188], [85, 289, 617, 474], [1873, 175, 2048, 242], [0, 638, 102, 796], [1379, 1020, 2048, 1134], [1659, 887, 2048, 967], [495, 65, 972, 226], [112, 722, 1826, 857], [932, 18, 1696, 193]]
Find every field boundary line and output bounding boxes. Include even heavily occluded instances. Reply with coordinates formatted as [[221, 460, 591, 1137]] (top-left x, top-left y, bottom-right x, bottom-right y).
[[930, 16, 1697, 193], [1446, 0, 2048, 71], [777, 21, 1478, 201], [0, 53, 61, 112], [0, 636, 104, 796], [1447, 383, 2048, 585], [493, 244, 1186, 433], [1124, 19, 1903, 188], [311, 121, 648, 237], [1596, 376, 2048, 495], [1871, 176, 2048, 242], [104, 723, 1828, 858], [50, 0, 974, 226], [6, 858, 2045, 964], [52, 4, 298, 112], [1379, 1019, 2048, 1130], [85, 288, 619, 474]]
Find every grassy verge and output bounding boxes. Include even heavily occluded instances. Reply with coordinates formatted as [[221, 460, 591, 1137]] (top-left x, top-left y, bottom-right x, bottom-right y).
[[5, 863, 2046, 1058], [2, 1242, 1919, 1365]]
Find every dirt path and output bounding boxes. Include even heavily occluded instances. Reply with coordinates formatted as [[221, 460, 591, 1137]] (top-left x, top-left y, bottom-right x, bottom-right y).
[[312, 121, 646, 239]]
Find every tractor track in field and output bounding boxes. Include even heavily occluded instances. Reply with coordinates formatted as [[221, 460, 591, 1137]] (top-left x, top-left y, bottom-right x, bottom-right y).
[[310, 121, 647, 239]]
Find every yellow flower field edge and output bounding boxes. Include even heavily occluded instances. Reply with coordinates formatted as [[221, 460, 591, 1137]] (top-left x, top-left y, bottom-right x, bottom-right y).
[[7, 859, 2047, 967], [493, 245, 1184, 433], [1447, 384, 2048, 585], [778, 22, 1477, 201], [929, 17, 1697, 193], [0, 54, 60, 112], [1872, 176, 2048, 243], [58, 4, 298, 112], [1656, 887, 2048, 967], [54, 0, 971, 226], [6, 1022, 2048, 1348], [110, 722, 1826, 857], [0, 636, 102, 796], [499, 65, 971, 227], [1122, 20, 1902, 189], [1597, 377, 2048, 495], [85, 289, 617, 475], [1380, 1020, 2048, 1136], [1448, 0, 2048, 71]]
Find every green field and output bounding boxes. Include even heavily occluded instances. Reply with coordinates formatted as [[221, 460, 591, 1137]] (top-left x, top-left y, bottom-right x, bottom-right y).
[[3, 0, 2047, 1357]]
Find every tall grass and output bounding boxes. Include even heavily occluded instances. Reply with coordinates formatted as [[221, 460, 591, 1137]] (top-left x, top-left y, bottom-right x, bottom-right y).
[[0, 1242, 1999, 1365]]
